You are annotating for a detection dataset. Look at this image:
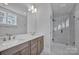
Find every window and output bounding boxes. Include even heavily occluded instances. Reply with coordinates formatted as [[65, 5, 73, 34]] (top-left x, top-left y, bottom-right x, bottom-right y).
[[0, 10, 17, 26], [6, 13, 17, 25], [0, 10, 6, 24]]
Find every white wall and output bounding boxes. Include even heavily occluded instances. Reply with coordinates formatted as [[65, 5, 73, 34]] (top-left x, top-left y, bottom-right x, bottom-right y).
[[36, 3, 52, 54], [27, 3, 52, 54], [27, 12, 36, 34], [75, 4, 79, 49]]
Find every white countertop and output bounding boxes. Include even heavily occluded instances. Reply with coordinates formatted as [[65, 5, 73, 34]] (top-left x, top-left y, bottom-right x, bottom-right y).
[[0, 34, 44, 52]]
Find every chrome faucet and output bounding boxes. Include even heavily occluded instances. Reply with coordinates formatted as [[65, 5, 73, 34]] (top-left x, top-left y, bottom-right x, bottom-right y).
[[3, 38, 6, 41], [6, 34, 13, 40]]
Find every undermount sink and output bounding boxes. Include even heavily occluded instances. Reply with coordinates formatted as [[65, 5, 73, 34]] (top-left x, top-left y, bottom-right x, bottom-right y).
[[0, 34, 43, 47], [0, 40, 19, 46]]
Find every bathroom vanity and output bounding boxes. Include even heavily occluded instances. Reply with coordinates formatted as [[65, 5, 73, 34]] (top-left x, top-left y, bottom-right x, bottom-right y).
[[0, 34, 44, 55]]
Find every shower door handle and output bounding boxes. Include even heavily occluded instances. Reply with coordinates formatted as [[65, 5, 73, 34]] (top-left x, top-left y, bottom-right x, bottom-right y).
[[52, 38, 54, 42]]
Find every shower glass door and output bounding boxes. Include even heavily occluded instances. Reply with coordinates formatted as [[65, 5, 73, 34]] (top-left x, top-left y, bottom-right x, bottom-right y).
[[52, 15, 70, 45]]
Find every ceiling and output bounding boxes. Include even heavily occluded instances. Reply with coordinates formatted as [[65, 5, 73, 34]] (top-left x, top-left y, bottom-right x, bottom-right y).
[[8, 3, 35, 15], [51, 3, 75, 17], [8, 3, 28, 12], [0, 3, 76, 16], [0, 3, 35, 16]]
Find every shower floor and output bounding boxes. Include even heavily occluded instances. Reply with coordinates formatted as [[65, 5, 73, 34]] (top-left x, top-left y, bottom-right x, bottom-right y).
[[51, 42, 78, 55]]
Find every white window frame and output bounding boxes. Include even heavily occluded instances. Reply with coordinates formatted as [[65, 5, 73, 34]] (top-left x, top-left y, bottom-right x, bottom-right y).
[[0, 10, 6, 24], [6, 13, 17, 25], [0, 10, 17, 26]]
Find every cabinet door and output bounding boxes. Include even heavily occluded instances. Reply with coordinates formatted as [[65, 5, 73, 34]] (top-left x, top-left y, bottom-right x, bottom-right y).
[[20, 46, 30, 55], [37, 38, 41, 54], [30, 39, 38, 55], [40, 37, 44, 52], [31, 45, 37, 55], [53, 16, 70, 45], [37, 36, 44, 54]]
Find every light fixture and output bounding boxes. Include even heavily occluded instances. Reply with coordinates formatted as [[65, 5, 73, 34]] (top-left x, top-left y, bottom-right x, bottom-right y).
[[32, 10, 35, 13], [31, 5, 34, 10], [28, 5, 37, 13], [28, 5, 34, 11], [34, 8, 37, 13], [32, 8, 37, 13], [28, 8, 31, 11]]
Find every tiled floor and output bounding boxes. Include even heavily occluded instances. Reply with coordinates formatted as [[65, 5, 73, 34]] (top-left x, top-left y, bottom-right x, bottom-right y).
[[40, 49, 50, 55], [41, 42, 79, 55], [51, 42, 78, 55]]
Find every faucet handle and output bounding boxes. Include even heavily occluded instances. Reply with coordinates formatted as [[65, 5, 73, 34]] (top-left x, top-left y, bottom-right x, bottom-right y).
[[13, 36, 15, 39]]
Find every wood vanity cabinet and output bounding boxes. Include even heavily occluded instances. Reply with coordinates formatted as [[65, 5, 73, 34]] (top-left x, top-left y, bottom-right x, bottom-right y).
[[1, 41, 30, 55], [0, 36, 44, 55]]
